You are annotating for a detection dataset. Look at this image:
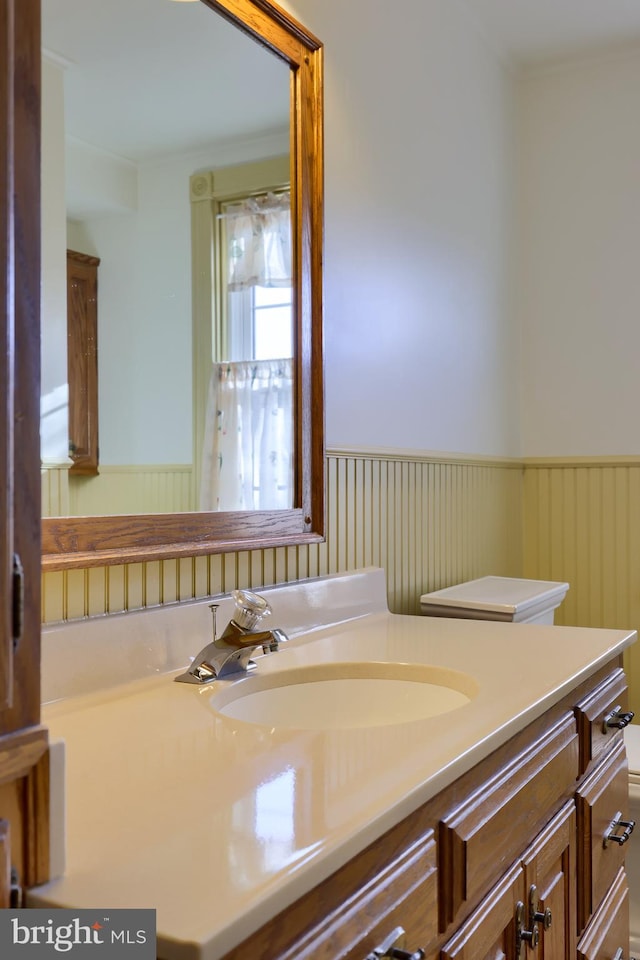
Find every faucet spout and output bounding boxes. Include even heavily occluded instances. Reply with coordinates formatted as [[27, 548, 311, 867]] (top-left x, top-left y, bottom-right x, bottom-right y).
[[174, 590, 289, 684]]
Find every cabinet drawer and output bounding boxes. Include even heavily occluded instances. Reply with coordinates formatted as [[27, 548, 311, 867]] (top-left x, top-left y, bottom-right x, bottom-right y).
[[439, 713, 578, 931], [577, 867, 629, 960], [245, 830, 438, 960], [575, 668, 632, 775], [576, 739, 632, 934]]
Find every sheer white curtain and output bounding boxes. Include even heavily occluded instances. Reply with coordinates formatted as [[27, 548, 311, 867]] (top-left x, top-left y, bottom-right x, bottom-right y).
[[199, 190, 294, 511], [226, 191, 291, 291], [199, 359, 293, 512]]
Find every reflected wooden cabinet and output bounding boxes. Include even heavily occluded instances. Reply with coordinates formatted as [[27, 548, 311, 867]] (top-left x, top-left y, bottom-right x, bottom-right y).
[[0, 0, 50, 908], [67, 249, 100, 476]]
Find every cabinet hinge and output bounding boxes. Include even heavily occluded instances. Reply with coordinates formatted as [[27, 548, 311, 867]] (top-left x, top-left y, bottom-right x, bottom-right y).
[[12, 554, 24, 650]]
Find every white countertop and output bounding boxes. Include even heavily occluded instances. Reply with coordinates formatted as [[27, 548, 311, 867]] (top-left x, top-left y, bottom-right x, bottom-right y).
[[29, 573, 636, 960]]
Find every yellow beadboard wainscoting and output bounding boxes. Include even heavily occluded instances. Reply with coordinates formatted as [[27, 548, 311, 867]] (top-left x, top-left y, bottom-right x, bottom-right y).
[[523, 456, 640, 710], [42, 464, 195, 517], [41, 447, 524, 622]]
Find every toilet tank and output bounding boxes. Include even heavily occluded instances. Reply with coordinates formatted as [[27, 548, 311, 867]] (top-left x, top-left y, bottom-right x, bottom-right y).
[[419, 576, 570, 625]]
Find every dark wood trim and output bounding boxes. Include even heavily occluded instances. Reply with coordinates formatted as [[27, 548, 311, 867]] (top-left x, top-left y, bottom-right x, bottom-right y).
[[202, 0, 321, 60], [6, 0, 41, 732], [0, 0, 42, 732], [42, 510, 324, 570], [0, 819, 10, 908], [0, 0, 14, 711], [22, 745, 49, 887], [0, 0, 49, 898], [65, 250, 99, 267], [0, 726, 48, 787]]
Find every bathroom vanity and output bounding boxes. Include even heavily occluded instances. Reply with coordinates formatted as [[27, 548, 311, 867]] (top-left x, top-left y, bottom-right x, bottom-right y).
[[30, 569, 636, 960], [223, 660, 632, 960]]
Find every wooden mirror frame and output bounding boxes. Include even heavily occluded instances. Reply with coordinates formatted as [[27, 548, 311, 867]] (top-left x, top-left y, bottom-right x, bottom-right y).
[[42, 0, 324, 572]]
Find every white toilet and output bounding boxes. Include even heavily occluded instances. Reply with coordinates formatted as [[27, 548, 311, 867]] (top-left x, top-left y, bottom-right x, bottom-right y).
[[419, 575, 570, 625], [625, 724, 640, 954]]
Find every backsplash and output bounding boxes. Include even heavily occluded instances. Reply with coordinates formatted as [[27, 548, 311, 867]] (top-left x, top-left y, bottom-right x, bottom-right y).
[[41, 447, 524, 621]]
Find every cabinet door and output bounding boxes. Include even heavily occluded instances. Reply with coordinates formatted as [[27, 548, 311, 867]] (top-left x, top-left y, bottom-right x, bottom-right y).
[[0, 0, 14, 712], [441, 860, 524, 960], [521, 801, 576, 960], [577, 867, 629, 960], [0, 0, 49, 898], [0, 0, 41, 735]]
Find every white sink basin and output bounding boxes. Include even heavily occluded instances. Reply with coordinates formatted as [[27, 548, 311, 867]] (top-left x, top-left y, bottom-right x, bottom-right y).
[[208, 662, 477, 729]]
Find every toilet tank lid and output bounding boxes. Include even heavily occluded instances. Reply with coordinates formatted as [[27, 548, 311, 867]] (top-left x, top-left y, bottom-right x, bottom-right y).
[[419, 576, 569, 615], [625, 724, 640, 774]]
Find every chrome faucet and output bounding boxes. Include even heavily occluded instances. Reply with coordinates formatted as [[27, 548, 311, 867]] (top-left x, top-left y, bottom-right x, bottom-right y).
[[175, 589, 288, 684]]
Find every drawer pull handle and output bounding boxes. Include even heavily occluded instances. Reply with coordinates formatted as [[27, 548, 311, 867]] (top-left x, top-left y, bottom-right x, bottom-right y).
[[604, 812, 636, 847], [516, 901, 539, 955], [612, 949, 624, 960], [602, 706, 635, 732], [386, 950, 425, 960], [364, 927, 425, 960], [529, 885, 552, 930]]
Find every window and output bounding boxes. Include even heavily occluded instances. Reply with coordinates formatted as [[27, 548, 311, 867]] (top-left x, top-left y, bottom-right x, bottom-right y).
[[190, 158, 294, 510], [219, 190, 293, 363], [225, 284, 293, 361]]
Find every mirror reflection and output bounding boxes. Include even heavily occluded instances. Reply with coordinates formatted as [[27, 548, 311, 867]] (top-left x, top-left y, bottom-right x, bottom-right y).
[[41, 0, 292, 518]]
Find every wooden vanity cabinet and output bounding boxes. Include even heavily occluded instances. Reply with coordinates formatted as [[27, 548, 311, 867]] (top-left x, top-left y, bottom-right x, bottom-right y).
[[0, 0, 50, 907], [217, 659, 633, 960]]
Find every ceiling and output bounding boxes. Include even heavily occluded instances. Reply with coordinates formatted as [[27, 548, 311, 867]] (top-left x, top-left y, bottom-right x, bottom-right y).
[[41, 0, 640, 164], [42, 0, 290, 163], [466, 0, 640, 64]]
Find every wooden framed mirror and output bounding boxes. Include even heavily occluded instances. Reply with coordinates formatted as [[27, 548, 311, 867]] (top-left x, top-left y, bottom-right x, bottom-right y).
[[41, 0, 324, 571]]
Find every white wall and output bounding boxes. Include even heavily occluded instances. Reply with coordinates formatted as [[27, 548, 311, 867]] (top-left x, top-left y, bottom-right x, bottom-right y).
[[282, 0, 519, 457], [517, 45, 640, 456], [73, 156, 192, 466]]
